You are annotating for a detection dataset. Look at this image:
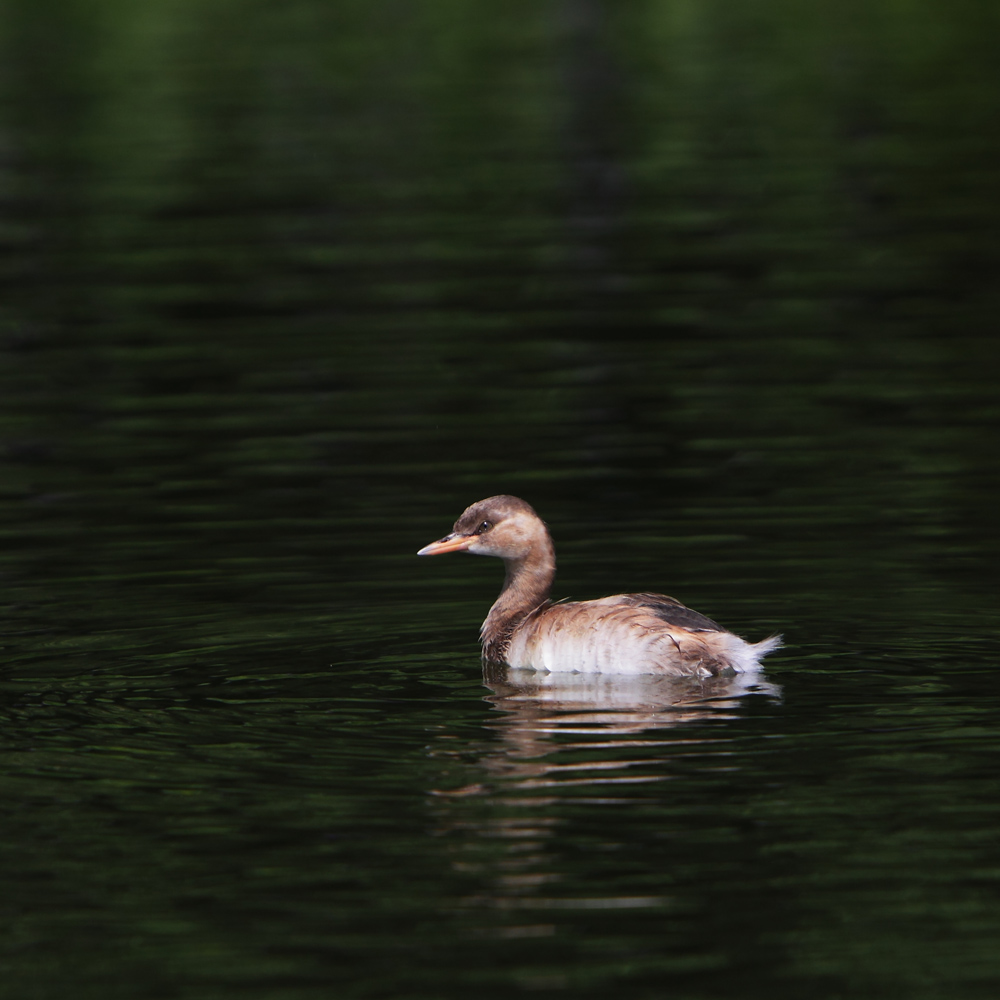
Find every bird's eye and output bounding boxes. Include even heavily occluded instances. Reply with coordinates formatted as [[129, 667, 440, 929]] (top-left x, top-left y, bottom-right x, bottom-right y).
[[475, 520, 491, 534]]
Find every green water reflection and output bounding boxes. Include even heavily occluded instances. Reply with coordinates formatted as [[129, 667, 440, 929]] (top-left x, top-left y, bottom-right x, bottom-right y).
[[1, 0, 999, 997]]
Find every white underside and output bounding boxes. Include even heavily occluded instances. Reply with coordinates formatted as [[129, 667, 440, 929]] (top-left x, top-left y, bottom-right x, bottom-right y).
[[505, 624, 781, 677], [496, 666, 784, 708]]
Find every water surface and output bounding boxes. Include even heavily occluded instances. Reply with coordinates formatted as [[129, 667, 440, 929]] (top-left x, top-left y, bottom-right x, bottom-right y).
[[1, 2, 999, 997]]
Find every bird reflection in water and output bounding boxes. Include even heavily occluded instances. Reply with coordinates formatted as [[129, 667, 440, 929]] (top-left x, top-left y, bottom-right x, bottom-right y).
[[479, 660, 782, 775], [427, 663, 781, 947]]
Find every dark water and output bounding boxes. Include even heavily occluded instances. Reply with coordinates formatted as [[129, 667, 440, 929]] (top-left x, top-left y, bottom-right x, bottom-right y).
[[2, 2, 1000, 997]]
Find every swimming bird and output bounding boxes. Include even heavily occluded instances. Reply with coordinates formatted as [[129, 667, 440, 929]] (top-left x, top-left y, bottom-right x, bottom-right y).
[[417, 495, 781, 676]]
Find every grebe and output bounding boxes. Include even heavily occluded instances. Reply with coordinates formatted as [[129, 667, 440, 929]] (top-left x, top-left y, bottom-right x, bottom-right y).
[[418, 495, 781, 676]]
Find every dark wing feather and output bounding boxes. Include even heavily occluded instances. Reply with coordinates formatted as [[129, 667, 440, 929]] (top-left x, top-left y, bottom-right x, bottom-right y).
[[622, 592, 725, 632]]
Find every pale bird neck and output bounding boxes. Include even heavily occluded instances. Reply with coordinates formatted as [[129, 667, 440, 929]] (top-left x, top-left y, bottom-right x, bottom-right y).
[[481, 532, 555, 658]]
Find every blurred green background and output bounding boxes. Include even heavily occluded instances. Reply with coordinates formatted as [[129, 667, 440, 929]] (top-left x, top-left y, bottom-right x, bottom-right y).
[[2, 0, 998, 619], [1, 2, 999, 998]]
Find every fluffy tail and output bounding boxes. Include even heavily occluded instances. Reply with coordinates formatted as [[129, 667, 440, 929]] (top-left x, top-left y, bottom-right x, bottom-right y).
[[715, 632, 783, 673], [753, 635, 783, 659]]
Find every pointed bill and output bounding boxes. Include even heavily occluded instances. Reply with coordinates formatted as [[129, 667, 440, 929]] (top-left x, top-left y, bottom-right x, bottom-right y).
[[417, 533, 475, 556]]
